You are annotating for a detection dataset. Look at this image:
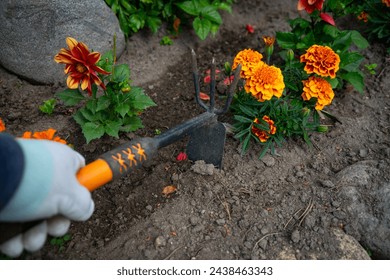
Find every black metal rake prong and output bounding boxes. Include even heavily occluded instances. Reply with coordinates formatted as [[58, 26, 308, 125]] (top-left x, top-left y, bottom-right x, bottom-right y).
[[191, 49, 242, 115], [215, 63, 242, 115], [191, 49, 209, 112]]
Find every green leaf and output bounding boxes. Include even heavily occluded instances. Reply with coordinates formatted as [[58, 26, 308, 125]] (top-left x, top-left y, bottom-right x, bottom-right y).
[[113, 64, 130, 82], [193, 17, 211, 40], [82, 122, 105, 143], [176, 1, 200, 16], [341, 72, 364, 93], [120, 116, 143, 132], [234, 115, 253, 123], [276, 32, 297, 49], [96, 95, 111, 111], [104, 120, 121, 138], [200, 6, 222, 25], [115, 103, 130, 118], [132, 89, 156, 110], [73, 110, 87, 126], [217, 3, 232, 13], [350, 30, 369, 49], [339, 52, 364, 72], [79, 107, 97, 122], [56, 89, 85, 106], [146, 16, 162, 33], [323, 24, 340, 38]]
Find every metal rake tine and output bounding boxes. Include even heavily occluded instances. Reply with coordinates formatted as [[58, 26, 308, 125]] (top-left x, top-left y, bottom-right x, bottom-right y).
[[216, 64, 242, 115], [191, 49, 208, 111], [209, 57, 216, 112]]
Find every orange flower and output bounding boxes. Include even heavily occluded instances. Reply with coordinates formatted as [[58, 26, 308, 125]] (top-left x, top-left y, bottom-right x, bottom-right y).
[[382, 0, 390, 8], [252, 116, 276, 143], [297, 0, 324, 14], [21, 128, 67, 144], [0, 118, 5, 132], [357, 11, 369, 23], [244, 63, 285, 102], [300, 45, 340, 79], [263, 36, 275, 47], [232, 49, 264, 79], [301, 76, 334, 110], [54, 37, 110, 96]]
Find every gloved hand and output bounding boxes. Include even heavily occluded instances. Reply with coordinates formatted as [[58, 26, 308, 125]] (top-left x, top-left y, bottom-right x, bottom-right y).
[[0, 139, 94, 257]]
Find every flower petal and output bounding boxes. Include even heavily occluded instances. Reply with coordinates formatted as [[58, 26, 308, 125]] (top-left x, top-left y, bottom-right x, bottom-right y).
[[320, 12, 336, 26]]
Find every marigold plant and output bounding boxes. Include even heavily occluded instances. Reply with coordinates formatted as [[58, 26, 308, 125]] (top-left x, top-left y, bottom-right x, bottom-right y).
[[21, 128, 67, 144], [230, 0, 371, 158]]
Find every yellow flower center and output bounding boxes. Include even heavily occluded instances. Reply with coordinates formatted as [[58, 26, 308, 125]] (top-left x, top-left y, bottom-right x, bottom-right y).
[[76, 63, 87, 73]]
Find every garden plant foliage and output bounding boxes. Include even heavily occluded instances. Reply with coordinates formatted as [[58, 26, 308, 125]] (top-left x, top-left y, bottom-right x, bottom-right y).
[[104, 0, 233, 40]]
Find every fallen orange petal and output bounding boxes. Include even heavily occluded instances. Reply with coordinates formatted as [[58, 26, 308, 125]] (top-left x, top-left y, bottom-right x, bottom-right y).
[[199, 92, 210, 100], [162, 185, 177, 196]]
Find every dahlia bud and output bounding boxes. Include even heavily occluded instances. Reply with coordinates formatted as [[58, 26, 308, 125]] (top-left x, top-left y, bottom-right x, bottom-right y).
[[317, 125, 329, 133]]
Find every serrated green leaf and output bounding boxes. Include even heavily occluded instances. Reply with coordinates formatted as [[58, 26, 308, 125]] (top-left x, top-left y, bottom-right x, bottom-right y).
[[73, 110, 87, 126], [132, 90, 156, 110], [120, 116, 143, 132], [82, 122, 105, 143], [79, 107, 97, 122], [217, 3, 232, 13], [193, 17, 211, 40], [113, 64, 130, 82], [56, 89, 85, 106], [104, 120, 121, 138], [96, 95, 111, 111], [115, 103, 130, 118]]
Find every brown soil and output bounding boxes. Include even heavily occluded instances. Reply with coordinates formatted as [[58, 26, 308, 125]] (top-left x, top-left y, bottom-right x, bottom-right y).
[[1, 0, 389, 260]]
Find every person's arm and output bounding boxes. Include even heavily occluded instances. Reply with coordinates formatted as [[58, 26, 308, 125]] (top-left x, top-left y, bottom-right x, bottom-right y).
[[0, 133, 25, 212], [0, 135, 94, 257]]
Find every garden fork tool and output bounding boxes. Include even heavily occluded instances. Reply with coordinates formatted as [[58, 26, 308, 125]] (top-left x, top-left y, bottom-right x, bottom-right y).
[[0, 51, 241, 243]]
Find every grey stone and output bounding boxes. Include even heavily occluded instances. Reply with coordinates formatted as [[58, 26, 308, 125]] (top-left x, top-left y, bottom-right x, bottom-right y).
[[154, 236, 167, 248], [0, 0, 125, 84], [291, 229, 300, 243], [190, 160, 215, 175], [261, 155, 276, 167], [332, 228, 371, 260]]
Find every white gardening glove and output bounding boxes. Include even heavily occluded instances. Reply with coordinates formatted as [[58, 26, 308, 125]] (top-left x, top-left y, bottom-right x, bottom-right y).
[[0, 139, 94, 257]]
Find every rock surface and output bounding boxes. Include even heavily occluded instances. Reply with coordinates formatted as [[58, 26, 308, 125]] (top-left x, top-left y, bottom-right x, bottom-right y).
[[0, 0, 125, 84]]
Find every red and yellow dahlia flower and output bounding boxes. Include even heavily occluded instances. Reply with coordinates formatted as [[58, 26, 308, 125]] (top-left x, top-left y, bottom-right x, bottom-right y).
[[0, 118, 6, 132], [54, 37, 110, 96], [301, 76, 334, 110], [244, 63, 285, 102], [232, 49, 264, 79], [252, 116, 276, 143], [300, 45, 340, 79], [297, 0, 324, 14], [382, 0, 390, 8]]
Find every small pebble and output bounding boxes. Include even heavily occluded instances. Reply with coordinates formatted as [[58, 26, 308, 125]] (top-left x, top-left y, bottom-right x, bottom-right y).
[[154, 236, 167, 248]]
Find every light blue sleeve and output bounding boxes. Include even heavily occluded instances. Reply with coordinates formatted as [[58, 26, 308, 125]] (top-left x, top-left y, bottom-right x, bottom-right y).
[[0, 140, 54, 221]]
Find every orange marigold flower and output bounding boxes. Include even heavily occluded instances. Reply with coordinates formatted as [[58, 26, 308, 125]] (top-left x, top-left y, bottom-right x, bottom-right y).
[[297, 0, 324, 14], [300, 45, 340, 79], [252, 116, 276, 143], [54, 37, 110, 96], [21, 128, 67, 144], [244, 63, 285, 102], [263, 36, 275, 47], [232, 49, 264, 79], [0, 118, 5, 132], [301, 76, 335, 110], [357, 11, 369, 23], [382, 0, 390, 8]]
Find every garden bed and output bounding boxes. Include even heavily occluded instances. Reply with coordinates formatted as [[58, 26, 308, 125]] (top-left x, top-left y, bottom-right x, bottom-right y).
[[1, 0, 389, 259]]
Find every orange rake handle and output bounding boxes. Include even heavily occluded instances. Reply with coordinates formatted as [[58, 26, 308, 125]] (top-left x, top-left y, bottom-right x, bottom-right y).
[[76, 137, 158, 192]]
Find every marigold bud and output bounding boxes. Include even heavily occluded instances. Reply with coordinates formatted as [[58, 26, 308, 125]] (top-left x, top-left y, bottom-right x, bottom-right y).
[[286, 49, 294, 62], [317, 125, 329, 133], [301, 107, 310, 117], [224, 62, 231, 75]]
